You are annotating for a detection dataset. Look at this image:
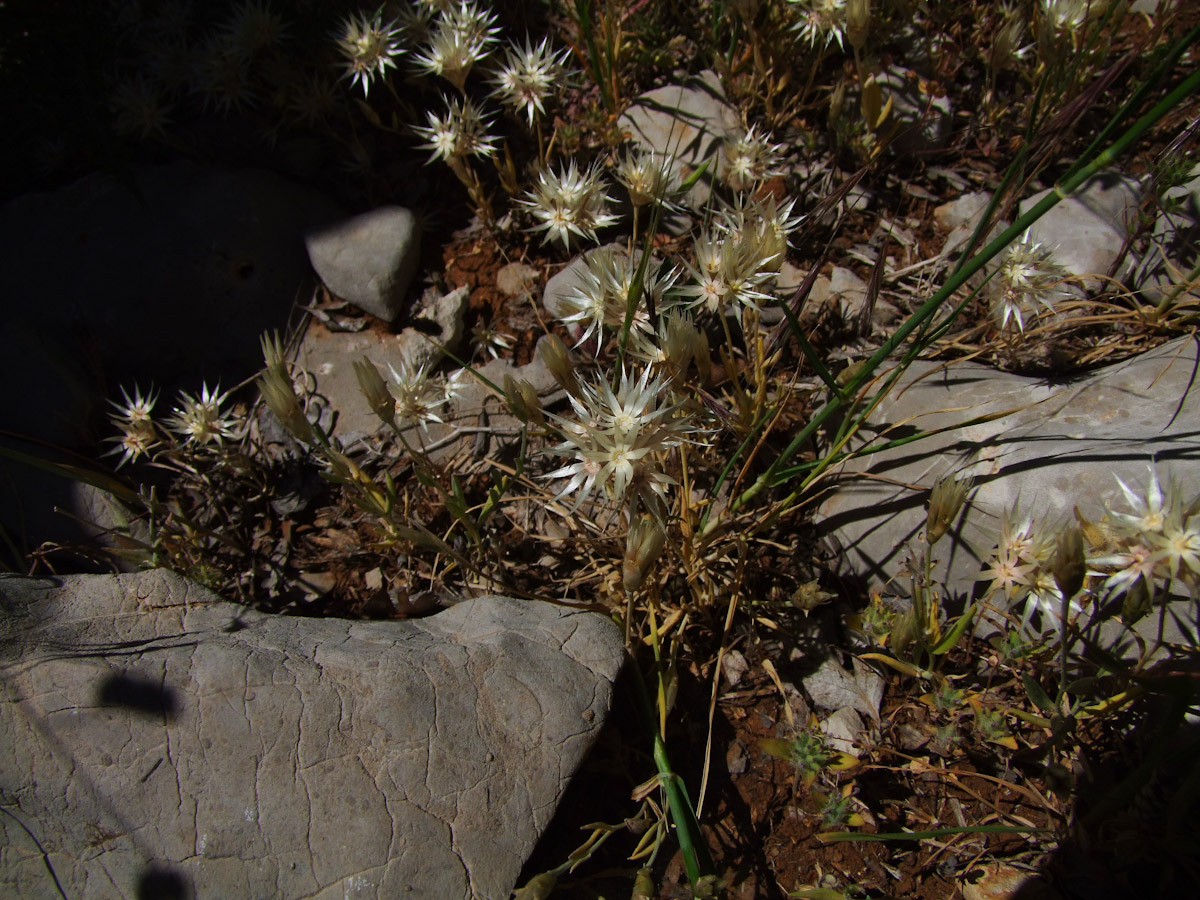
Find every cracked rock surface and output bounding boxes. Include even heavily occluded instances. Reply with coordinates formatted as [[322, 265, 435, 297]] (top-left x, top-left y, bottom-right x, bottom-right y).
[[0, 570, 624, 899]]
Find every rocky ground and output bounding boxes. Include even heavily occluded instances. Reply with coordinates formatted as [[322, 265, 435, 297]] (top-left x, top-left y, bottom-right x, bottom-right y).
[[2, 2, 1200, 899]]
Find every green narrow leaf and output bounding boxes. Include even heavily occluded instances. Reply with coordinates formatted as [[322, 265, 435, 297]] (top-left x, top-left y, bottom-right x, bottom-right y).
[[817, 824, 1048, 843], [1022, 673, 1058, 714], [931, 604, 975, 655]]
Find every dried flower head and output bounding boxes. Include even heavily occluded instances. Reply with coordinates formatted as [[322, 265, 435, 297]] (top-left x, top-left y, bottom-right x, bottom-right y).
[[990, 3, 1032, 72], [490, 36, 568, 126], [716, 194, 804, 273], [557, 247, 678, 351], [545, 366, 700, 512], [988, 236, 1069, 333], [627, 308, 710, 387], [614, 148, 680, 209], [544, 362, 700, 513], [109, 384, 159, 426], [166, 383, 240, 446], [193, 35, 258, 114], [106, 419, 160, 468], [681, 226, 776, 313], [387, 359, 444, 427], [413, 95, 497, 162], [288, 70, 339, 128], [788, 0, 848, 50], [106, 384, 161, 467], [221, 0, 288, 59], [335, 9, 405, 97], [471, 319, 515, 360], [721, 125, 783, 192], [110, 75, 173, 140], [521, 159, 618, 250], [413, 0, 499, 91]]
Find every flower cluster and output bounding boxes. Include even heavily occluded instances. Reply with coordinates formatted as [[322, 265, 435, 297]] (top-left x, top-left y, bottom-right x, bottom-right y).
[[412, 0, 500, 91], [977, 504, 1074, 632], [545, 366, 701, 514], [106, 381, 243, 467], [614, 149, 678, 208], [788, 0, 849, 51], [387, 359, 453, 428], [521, 160, 618, 250], [106, 385, 161, 468], [680, 224, 779, 314], [166, 383, 241, 447], [978, 464, 1200, 635], [715, 194, 805, 275], [721, 126, 784, 192], [1092, 466, 1200, 604], [413, 95, 497, 162]]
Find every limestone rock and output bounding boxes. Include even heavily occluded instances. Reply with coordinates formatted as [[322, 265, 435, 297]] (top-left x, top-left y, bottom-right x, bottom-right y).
[[1019, 172, 1142, 290], [0, 570, 624, 900], [873, 65, 954, 156], [1132, 163, 1200, 303], [618, 70, 739, 216], [306, 206, 422, 323], [496, 262, 540, 298]]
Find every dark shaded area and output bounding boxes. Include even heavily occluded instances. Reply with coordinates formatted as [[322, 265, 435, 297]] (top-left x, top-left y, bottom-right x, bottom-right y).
[[1013, 667, 1200, 900], [515, 663, 657, 897], [96, 671, 179, 723], [137, 865, 191, 900]]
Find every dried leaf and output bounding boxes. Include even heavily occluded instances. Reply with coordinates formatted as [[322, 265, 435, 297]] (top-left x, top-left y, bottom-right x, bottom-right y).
[[803, 657, 884, 722]]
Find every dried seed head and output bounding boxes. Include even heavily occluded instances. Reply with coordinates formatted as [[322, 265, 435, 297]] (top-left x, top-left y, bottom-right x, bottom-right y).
[[926, 474, 972, 545], [791, 580, 836, 617]]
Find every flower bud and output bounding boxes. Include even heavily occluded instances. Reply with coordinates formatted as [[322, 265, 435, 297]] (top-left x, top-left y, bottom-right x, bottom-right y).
[[537, 333, 580, 397], [847, 0, 871, 52], [503, 374, 543, 426], [1121, 576, 1153, 624], [1052, 525, 1086, 600], [353, 357, 396, 427], [926, 474, 972, 545], [828, 80, 847, 125], [623, 517, 666, 593], [257, 368, 315, 443]]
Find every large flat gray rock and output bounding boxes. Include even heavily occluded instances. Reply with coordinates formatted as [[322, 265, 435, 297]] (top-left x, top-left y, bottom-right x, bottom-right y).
[[0, 570, 624, 899]]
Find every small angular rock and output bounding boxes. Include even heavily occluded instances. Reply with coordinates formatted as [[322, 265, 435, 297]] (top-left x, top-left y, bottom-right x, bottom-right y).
[[306, 206, 421, 323]]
